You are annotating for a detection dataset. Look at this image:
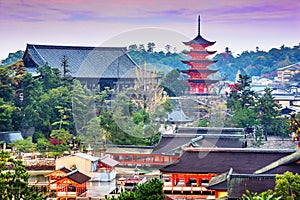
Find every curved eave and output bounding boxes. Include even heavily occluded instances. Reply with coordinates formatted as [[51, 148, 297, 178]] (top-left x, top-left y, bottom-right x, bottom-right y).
[[183, 50, 217, 55], [187, 80, 219, 84], [182, 60, 217, 64], [183, 35, 216, 45], [181, 69, 218, 73]]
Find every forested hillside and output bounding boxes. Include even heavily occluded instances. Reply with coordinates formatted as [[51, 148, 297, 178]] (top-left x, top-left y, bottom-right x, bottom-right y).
[[1, 50, 24, 66], [128, 43, 300, 82], [2, 43, 300, 82]]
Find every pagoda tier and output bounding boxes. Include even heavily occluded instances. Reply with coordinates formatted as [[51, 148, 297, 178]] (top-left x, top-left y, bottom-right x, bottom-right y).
[[182, 60, 217, 69], [183, 50, 217, 60], [181, 16, 218, 95]]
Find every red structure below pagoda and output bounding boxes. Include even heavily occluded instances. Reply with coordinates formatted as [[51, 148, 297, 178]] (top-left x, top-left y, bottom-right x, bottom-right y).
[[181, 16, 218, 95]]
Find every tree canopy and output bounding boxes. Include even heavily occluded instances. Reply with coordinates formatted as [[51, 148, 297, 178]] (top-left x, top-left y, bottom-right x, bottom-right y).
[[0, 151, 46, 200]]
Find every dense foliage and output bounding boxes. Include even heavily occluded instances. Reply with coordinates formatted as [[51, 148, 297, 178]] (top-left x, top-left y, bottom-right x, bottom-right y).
[[226, 74, 285, 141], [127, 42, 300, 82], [0, 54, 171, 153], [241, 172, 300, 200], [1, 42, 298, 150], [0, 151, 46, 200], [1, 50, 24, 66], [105, 177, 164, 200]]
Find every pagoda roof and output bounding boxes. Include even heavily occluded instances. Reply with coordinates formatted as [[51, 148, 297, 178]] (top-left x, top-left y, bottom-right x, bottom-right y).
[[160, 148, 296, 174], [183, 35, 216, 46], [182, 60, 217, 64], [181, 69, 218, 73], [183, 50, 217, 55], [187, 79, 219, 84], [183, 16, 215, 46]]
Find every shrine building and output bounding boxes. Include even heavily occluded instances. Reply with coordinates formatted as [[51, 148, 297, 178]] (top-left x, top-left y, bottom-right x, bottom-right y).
[[160, 148, 298, 197]]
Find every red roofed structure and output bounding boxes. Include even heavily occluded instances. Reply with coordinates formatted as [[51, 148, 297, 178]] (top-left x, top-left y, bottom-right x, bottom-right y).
[[181, 16, 218, 95]]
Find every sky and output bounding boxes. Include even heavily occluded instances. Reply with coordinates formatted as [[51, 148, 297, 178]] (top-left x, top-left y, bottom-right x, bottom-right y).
[[0, 0, 299, 60]]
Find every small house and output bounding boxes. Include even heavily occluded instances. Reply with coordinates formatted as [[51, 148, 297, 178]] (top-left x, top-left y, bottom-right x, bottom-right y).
[[53, 169, 90, 199], [56, 152, 119, 181], [45, 166, 72, 190]]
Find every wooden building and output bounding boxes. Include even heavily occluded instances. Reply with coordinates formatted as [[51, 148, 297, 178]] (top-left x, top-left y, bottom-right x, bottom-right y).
[[45, 166, 72, 191], [160, 148, 298, 197], [22, 44, 162, 91], [152, 133, 246, 156], [52, 169, 90, 199], [56, 153, 119, 181]]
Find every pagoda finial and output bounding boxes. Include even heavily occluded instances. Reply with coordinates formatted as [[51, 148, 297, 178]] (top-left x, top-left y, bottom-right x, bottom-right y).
[[198, 15, 200, 36]]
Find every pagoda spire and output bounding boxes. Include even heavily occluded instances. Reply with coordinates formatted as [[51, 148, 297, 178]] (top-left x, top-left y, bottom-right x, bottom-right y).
[[198, 15, 200, 36]]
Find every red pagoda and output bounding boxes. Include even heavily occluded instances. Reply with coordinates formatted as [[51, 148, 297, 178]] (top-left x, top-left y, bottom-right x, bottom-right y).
[[181, 16, 218, 95]]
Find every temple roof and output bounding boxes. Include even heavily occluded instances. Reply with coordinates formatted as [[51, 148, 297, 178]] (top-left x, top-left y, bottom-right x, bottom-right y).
[[152, 134, 246, 155], [160, 148, 296, 174], [0, 131, 24, 143], [254, 150, 300, 174], [65, 169, 91, 184], [75, 152, 99, 162], [165, 108, 193, 123], [183, 16, 215, 46], [100, 155, 119, 167], [277, 62, 300, 71], [177, 127, 245, 134], [45, 166, 72, 177], [23, 44, 155, 79]]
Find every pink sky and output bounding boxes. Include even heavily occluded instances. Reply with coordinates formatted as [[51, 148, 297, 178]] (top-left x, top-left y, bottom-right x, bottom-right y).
[[0, 0, 299, 59]]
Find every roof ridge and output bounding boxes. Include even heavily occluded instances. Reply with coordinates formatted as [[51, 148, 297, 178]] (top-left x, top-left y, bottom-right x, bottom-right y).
[[185, 148, 296, 153], [254, 150, 300, 174], [27, 44, 126, 50]]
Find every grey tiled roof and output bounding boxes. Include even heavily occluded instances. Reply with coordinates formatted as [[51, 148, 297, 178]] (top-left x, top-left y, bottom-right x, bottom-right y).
[[152, 133, 246, 155], [0, 131, 23, 143], [160, 148, 296, 174], [23, 44, 146, 79], [166, 108, 193, 123], [75, 152, 99, 162], [100, 155, 119, 167]]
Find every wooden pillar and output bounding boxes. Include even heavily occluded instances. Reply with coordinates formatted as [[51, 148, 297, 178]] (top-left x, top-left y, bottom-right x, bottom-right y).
[[171, 174, 175, 194]]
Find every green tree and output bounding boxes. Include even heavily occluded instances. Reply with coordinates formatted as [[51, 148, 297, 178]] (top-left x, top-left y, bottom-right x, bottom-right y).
[[72, 79, 96, 136], [13, 136, 37, 153], [0, 151, 46, 200], [275, 172, 300, 200], [161, 69, 188, 96], [135, 177, 164, 200], [241, 189, 281, 200], [36, 63, 62, 92], [226, 102, 259, 128], [0, 66, 14, 102], [257, 87, 281, 140], [227, 74, 257, 110], [61, 55, 70, 77], [0, 99, 17, 131], [105, 177, 164, 200]]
